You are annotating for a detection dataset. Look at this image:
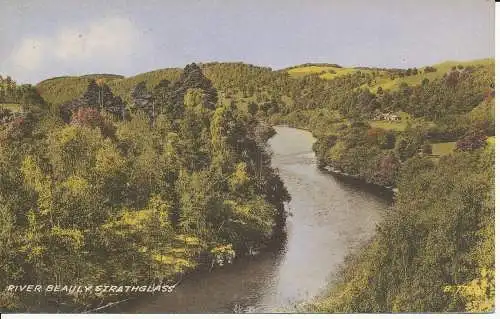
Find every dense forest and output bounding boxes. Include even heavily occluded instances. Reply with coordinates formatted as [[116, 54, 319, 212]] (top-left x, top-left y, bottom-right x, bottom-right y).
[[0, 58, 494, 312], [0, 64, 289, 312]]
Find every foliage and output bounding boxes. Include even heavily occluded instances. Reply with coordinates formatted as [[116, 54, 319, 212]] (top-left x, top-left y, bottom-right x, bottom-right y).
[[309, 148, 494, 312], [455, 130, 488, 152], [3, 57, 493, 313], [0, 69, 289, 312], [70, 107, 116, 138], [422, 142, 432, 155]]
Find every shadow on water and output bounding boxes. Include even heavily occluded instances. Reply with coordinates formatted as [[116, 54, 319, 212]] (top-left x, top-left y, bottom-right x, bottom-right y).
[[110, 227, 289, 314], [320, 169, 395, 204]]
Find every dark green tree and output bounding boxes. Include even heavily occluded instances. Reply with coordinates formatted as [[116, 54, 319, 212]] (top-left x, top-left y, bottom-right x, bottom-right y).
[[81, 80, 101, 108]]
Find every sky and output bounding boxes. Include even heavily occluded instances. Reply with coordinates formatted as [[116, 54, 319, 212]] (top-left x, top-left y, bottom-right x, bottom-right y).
[[0, 0, 495, 84]]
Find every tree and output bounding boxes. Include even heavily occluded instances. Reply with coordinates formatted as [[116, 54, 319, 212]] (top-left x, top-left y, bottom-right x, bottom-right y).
[[422, 142, 432, 155], [380, 130, 396, 149], [247, 102, 258, 116], [81, 80, 101, 108], [424, 66, 437, 73], [0, 86, 5, 103], [0, 108, 15, 124], [59, 99, 85, 123], [70, 107, 115, 138], [104, 95, 126, 120], [19, 85, 45, 111], [131, 81, 153, 112], [374, 151, 400, 186], [396, 138, 415, 161], [171, 63, 218, 112], [455, 130, 487, 151], [80, 80, 125, 120], [153, 79, 182, 120]]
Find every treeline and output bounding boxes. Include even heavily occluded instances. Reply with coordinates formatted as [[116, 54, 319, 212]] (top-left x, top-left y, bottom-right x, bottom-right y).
[[0, 75, 18, 103], [375, 65, 493, 121], [0, 64, 289, 312], [0, 76, 44, 110], [35, 75, 123, 107]]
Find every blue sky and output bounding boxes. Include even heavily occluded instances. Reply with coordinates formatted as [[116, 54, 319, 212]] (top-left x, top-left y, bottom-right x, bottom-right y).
[[0, 0, 494, 84]]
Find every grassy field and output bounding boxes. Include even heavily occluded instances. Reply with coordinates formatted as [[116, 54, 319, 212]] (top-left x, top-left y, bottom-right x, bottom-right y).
[[287, 65, 367, 80], [287, 65, 335, 77], [368, 120, 407, 131], [431, 141, 456, 156], [487, 136, 495, 145], [430, 135, 494, 157], [0, 103, 20, 112], [368, 112, 420, 131]]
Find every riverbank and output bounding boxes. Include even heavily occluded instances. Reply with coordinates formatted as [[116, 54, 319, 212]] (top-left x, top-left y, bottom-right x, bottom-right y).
[[109, 248, 286, 313], [322, 166, 398, 195], [108, 126, 389, 313], [320, 166, 396, 201]]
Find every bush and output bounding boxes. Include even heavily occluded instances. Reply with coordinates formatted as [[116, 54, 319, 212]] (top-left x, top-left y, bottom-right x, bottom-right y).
[[455, 131, 487, 151], [424, 66, 437, 73], [422, 142, 432, 155], [70, 107, 116, 138]]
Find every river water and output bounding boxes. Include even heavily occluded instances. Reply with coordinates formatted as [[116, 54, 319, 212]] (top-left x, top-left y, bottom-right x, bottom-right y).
[[117, 126, 390, 313]]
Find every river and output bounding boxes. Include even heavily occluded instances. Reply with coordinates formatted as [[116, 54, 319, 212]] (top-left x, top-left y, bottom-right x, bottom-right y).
[[116, 126, 390, 313]]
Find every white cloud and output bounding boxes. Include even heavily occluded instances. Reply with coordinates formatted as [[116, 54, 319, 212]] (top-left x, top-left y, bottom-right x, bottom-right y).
[[12, 38, 45, 70], [54, 17, 141, 61], [5, 16, 145, 82]]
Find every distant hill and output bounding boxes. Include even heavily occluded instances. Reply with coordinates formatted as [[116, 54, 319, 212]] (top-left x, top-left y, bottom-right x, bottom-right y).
[[37, 70, 182, 106], [37, 74, 124, 106], [284, 58, 494, 92], [281, 63, 343, 71], [36, 63, 274, 106], [36, 58, 494, 106]]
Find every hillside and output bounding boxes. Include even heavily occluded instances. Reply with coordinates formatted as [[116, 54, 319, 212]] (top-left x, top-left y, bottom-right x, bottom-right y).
[[286, 64, 372, 80], [37, 63, 284, 106], [285, 58, 494, 92], [34, 58, 494, 148], [37, 70, 181, 106], [36, 58, 493, 110]]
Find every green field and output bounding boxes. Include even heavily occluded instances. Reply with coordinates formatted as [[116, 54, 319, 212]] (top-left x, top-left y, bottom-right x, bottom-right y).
[[0, 103, 20, 112], [368, 120, 407, 131], [430, 136, 494, 157], [431, 141, 456, 156], [287, 65, 336, 77], [287, 65, 368, 80]]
